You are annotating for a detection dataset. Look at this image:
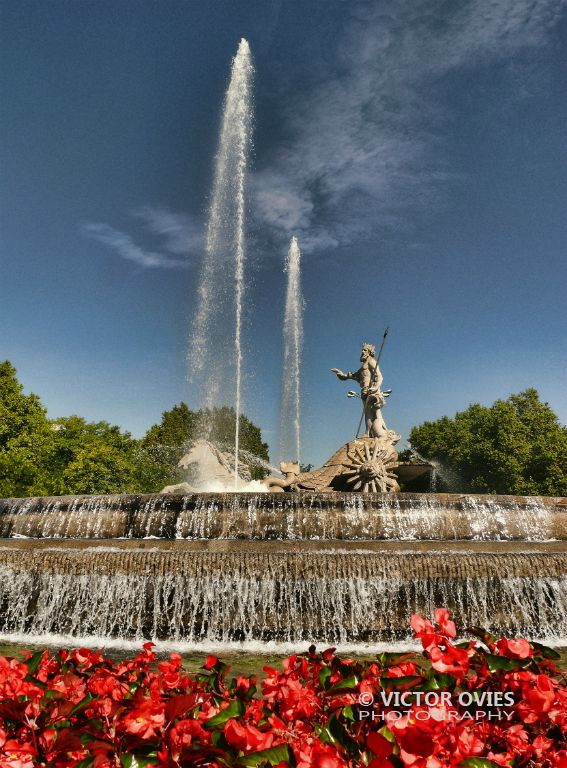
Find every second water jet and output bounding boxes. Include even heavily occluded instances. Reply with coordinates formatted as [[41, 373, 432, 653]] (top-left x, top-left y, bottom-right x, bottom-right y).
[[279, 237, 304, 465]]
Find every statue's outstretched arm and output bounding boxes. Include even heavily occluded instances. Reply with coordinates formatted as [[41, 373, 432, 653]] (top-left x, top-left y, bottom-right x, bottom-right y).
[[331, 367, 350, 381]]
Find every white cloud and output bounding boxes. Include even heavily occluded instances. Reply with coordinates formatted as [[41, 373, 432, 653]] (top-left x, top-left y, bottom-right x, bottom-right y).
[[251, 0, 566, 253], [133, 206, 203, 256], [83, 209, 203, 269]]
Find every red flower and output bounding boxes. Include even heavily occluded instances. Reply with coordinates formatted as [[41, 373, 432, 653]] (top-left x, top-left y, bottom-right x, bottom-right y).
[[0, 608, 563, 768], [235, 675, 255, 696], [121, 700, 166, 739], [224, 719, 275, 753], [429, 641, 472, 679], [525, 674, 556, 714], [367, 731, 393, 760], [296, 739, 346, 768], [497, 638, 532, 659], [410, 614, 434, 636], [434, 608, 456, 639], [0, 740, 37, 768], [88, 670, 130, 701], [168, 717, 210, 753]]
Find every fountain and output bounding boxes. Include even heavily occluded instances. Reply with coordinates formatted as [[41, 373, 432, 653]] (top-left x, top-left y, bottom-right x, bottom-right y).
[[0, 340, 565, 648], [0, 41, 564, 652], [279, 237, 303, 464], [188, 38, 253, 488]]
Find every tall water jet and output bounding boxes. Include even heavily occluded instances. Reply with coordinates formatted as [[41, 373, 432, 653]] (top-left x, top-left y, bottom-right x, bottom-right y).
[[279, 237, 304, 463], [188, 39, 254, 486]]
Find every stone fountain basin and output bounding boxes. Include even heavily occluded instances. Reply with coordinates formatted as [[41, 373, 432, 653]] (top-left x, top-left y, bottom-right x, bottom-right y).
[[0, 492, 564, 644], [0, 537, 564, 644], [0, 492, 565, 541]]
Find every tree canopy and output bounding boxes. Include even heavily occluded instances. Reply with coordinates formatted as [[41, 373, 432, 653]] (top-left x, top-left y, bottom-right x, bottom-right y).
[[0, 362, 270, 497], [409, 389, 567, 495]]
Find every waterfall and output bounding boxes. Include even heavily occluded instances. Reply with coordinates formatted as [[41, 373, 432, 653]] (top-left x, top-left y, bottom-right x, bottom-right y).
[[0, 491, 565, 646], [188, 39, 254, 486], [279, 237, 303, 463], [0, 492, 565, 541], [0, 548, 564, 645]]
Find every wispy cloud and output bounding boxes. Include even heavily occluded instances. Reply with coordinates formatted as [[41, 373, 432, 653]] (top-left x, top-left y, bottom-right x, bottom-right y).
[[252, 0, 566, 253], [84, 1, 564, 262], [83, 208, 203, 269], [133, 206, 203, 256]]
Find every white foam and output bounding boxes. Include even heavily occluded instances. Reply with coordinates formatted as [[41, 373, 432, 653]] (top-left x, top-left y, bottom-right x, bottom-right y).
[[0, 631, 419, 655], [0, 632, 564, 655]]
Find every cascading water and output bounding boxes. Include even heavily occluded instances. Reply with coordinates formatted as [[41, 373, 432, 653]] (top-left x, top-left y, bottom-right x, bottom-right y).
[[0, 544, 565, 646], [279, 237, 303, 463], [0, 493, 567, 649], [188, 38, 254, 487], [0, 493, 565, 541], [0, 491, 565, 648]]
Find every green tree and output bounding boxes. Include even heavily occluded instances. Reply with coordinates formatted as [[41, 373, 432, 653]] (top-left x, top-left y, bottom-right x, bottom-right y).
[[409, 389, 567, 495], [61, 443, 138, 495], [0, 362, 271, 497], [0, 361, 53, 496], [0, 362, 141, 497], [139, 403, 196, 491], [45, 416, 140, 495]]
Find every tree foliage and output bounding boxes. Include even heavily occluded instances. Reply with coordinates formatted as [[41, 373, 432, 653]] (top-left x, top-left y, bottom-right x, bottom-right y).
[[409, 389, 567, 495], [0, 362, 270, 497], [0, 361, 54, 497]]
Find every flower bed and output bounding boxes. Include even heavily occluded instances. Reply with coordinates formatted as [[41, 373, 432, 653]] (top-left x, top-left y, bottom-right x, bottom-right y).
[[0, 610, 565, 767]]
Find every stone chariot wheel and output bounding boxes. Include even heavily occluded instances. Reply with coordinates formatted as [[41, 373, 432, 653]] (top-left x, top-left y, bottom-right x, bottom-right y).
[[343, 440, 399, 493]]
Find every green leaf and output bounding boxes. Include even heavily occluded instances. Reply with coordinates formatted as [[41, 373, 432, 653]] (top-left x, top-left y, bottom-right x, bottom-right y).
[[425, 673, 457, 691], [69, 693, 95, 715], [328, 674, 359, 694], [211, 730, 229, 748], [483, 654, 523, 673], [239, 743, 293, 767], [73, 759, 94, 768], [204, 699, 245, 729], [377, 652, 417, 667], [322, 712, 359, 756], [319, 666, 332, 690], [25, 650, 44, 677], [460, 759, 502, 768], [465, 627, 496, 646], [531, 641, 561, 660], [120, 756, 158, 768], [342, 705, 355, 722], [378, 726, 396, 744]]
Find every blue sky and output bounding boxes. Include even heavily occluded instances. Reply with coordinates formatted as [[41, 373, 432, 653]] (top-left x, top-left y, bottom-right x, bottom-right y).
[[1, 0, 566, 467]]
